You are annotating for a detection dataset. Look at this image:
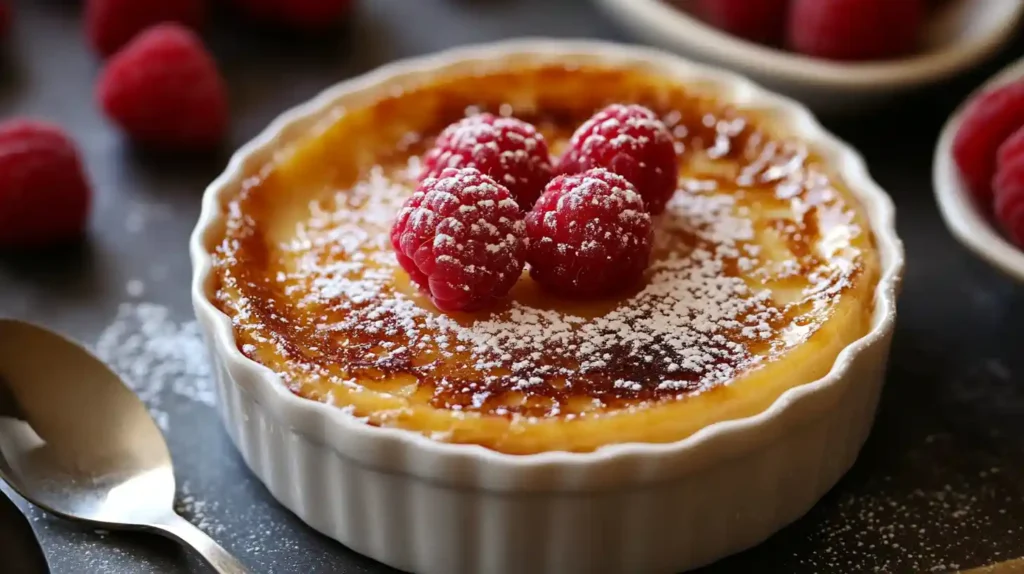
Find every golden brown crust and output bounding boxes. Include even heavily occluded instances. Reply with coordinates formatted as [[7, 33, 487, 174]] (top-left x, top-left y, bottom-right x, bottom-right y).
[[210, 64, 880, 453]]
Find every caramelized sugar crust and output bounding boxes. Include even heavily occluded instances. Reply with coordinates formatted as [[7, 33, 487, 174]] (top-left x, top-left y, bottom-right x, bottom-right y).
[[212, 65, 881, 454]]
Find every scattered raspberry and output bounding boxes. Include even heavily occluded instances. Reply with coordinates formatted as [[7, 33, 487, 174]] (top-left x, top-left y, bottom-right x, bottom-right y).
[[787, 0, 925, 61], [525, 168, 653, 297], [0, 120, 91, 248], [420, 113, 552, 210], [230, 0, 354, 29], [391, 167, 526, 312], [953, 81, 1024, 203], [697, 0, 789, 45], [85, 0, 207, 57], [96, 24, 228, 150], [993, 142, 1024, 248], [556, 104, 678, 214]]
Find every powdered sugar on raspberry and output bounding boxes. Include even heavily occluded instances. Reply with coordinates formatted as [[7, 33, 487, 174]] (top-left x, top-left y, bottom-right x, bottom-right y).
[[428, 118, 546, 188], [391, 167, 526, 311], [420, 114, 552, 208], [525, 169, 652, 296], [578, 114, 672, 155], [216, 122, 865, 417], [558, 104, 679, 214]]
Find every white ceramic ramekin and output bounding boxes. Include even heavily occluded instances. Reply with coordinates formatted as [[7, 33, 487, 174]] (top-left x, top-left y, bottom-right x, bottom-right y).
[[190, 39, 905, 574]]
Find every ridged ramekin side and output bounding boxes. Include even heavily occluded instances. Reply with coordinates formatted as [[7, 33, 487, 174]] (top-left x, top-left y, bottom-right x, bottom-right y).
[[206, 327, 892, 574]]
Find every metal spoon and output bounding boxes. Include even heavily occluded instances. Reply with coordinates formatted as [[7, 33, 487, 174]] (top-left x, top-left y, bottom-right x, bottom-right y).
[[0, 318, 249, 574]]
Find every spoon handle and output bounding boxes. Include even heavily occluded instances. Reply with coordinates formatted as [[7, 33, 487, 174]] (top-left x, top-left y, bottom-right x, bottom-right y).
[[151, 513, 250, 574]]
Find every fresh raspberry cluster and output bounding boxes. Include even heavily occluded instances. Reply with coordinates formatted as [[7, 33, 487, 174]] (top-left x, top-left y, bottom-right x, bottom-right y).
[[691, 0, 927, 62], [953, 80, 1024, 248], [391, 104, 676, 312], [0, 0, 355, 249]]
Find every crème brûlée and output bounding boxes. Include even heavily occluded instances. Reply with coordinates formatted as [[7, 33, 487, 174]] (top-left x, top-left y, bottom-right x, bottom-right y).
[[211, 64, 881, 455]]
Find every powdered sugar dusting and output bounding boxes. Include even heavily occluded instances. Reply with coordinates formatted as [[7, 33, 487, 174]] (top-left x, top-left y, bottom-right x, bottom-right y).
[[176, 480, 226, 536], [93, 302, 216, 431], [215, 124, 865, 418]]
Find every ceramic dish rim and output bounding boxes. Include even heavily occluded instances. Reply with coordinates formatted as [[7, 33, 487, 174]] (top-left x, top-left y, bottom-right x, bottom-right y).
[[189, 38, 905, 479], [933, 54, 1024, 283], [594, 0, 1024, 92]]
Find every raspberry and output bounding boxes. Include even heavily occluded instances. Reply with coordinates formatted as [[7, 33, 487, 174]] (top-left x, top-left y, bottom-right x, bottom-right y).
[[993, 147, 1024, 248], [391, 167, 526, 312], [697, 0, 789, 45], [556, 104, 678, 215], [420, 114, 553, 210], [230, 0, 353, 29], [787, 0, 925, 61], [953, 81, 1024, 203], [96, 24, 228, 150], [0, 120, 91, 248], [996, 121, 1024, 181], [525, 169, 653, 297], [85, 0, 207, 57]]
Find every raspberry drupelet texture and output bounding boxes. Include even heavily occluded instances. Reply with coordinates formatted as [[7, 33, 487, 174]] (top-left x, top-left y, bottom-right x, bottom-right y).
[[556, 104, 678, 214], [996, 123, 1024, 179], [0, 119, 92, 248], [525, 168, 653, 297], [420, 113, 553, 210], [391, 167, 526, 312], [96, 23, 228, 150], [993, 139, 1024, 247], [787, 0, 925, 61], [953, 81, 1024, 203]]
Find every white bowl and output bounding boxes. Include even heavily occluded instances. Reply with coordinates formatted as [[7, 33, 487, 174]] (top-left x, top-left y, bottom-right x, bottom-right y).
[[191, 39, 905, 574], [934, 55, 1024, 283], [594, 0, 1024, 114]]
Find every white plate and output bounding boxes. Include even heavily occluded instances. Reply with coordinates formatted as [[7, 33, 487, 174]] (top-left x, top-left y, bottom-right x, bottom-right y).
[[594, 0, 1024, 114], [934, 55, 1024, 283]]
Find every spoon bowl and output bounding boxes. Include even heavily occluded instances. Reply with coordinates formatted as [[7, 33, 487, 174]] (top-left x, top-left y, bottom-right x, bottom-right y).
[[0, 319, 247, 574]]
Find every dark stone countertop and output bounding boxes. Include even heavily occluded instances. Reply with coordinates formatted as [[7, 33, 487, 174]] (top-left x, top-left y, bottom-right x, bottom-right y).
[[1, 0, 1022, 572]]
